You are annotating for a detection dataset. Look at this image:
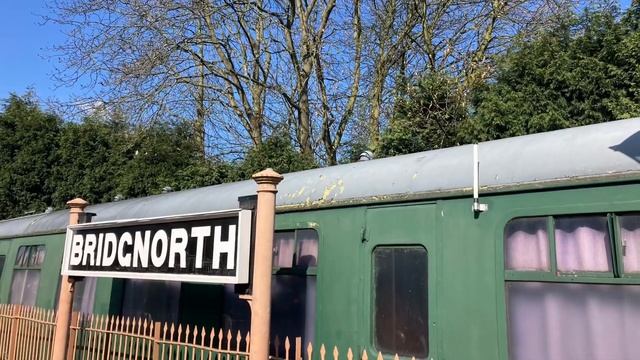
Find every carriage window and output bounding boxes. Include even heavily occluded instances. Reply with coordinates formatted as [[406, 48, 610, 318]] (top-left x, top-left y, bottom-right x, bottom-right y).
[[373, 246, 428, 358], [506, 282, 640, 360], [505, 214, 640, 360], [555, 216, 612, 272], [274, 232, 295, 267], [10, 245, 46, 306], [273, 229, 318, 269], [0, 255, 6, 279], [73, 277, 97, 313], [271, 229, 319, 355], [505, 217, 549, 271], [121, 279, 181, 323], [619, 214, 640, 273]]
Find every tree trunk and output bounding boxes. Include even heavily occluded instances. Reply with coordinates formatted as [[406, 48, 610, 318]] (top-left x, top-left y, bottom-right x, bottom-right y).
[[369, 61, 387, 151], [298, 88, 313, 157], [195, 61, 206, 156], [249, 113, 263, 146]]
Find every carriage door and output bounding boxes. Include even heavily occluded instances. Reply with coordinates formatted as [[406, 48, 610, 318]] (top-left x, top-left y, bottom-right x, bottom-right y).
[[365, 204, 436, 359]]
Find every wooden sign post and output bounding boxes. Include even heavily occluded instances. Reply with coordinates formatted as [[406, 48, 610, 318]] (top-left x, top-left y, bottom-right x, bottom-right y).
[[249, 168, 283, 360], [52, 197, 88, 360]]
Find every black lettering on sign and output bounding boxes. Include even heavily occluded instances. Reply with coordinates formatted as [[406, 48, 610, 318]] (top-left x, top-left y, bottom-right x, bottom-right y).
[[62, 210, 252, 284]]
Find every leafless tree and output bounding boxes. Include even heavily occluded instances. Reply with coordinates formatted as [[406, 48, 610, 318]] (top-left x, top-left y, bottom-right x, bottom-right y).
[[360, 0, 574, 151], [361, 0, 419, 150], [48, 0, 274, 155], [413, 0, 574, 95], [48, 0, 575, 160]]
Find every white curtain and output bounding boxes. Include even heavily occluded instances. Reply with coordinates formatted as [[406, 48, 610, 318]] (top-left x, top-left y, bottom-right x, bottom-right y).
[[507, 282, 640, 360]]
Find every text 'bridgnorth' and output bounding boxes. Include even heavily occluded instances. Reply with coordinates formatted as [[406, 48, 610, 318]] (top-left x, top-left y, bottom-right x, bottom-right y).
[[69, 225, 237, 270]]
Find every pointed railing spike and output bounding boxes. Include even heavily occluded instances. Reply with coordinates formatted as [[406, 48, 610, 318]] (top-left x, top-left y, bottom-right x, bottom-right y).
[[209, 327, 216, 348], [307, 343, 313, 360], [284, 337, 291, 360]]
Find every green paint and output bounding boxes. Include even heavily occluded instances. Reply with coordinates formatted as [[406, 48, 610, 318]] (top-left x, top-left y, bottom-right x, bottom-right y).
[[363, 204, 437, 359], [0, 233, 65, 308], [3, 182, 640, 359]]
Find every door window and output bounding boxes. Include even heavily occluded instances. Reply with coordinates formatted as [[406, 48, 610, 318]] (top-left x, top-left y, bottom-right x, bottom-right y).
[[373, 246, 428, 358]]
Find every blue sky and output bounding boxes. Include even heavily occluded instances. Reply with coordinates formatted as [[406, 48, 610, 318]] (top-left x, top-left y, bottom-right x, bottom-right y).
[[0, 0, 73, 103], [0, 0, 634, 107]]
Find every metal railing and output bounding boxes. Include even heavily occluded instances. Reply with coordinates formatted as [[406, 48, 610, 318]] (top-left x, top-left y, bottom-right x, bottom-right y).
[[0, 304, 415, 360], [0, 304, 56, 360]]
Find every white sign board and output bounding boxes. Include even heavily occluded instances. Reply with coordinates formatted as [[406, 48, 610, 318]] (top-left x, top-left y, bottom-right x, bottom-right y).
[[61, 210, 252, 284]]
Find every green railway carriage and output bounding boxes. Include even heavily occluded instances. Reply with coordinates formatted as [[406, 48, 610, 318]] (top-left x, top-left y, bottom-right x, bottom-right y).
[[1, 119, 640, 359]]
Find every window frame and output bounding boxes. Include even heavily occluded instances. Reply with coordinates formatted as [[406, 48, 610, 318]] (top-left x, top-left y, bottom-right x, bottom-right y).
[[9, 245, 46, 306], [502, 211, 640, 360], [504, 213, 640, 283], [497, 187, 640, 360], [611, 212, 640, 279]]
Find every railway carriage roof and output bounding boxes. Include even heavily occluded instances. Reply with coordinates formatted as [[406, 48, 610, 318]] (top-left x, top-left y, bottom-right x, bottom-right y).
[[1, 118, 640, 238]]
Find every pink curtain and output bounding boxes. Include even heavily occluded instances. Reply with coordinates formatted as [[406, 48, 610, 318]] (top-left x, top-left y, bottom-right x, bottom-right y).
[[555, 216, 611, 272], [620, 215, 640, 273], [505, 218, 549, 271], [507, 282, 640, 360], [297, 229, 318, 267], [274, 232, 296, 267]]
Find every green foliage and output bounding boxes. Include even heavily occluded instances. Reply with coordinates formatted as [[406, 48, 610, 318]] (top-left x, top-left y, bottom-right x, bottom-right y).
[[117, 123, 231, 197], [0, 94, 61, 219], [0, 95, 235, 220], [54, 118, 231, 205], [234, 133, 317, 180], [0, 94, 322, 220], [460, 6, 640, 142], [379, 73, 466, 157], [52, 117, 129, 207]]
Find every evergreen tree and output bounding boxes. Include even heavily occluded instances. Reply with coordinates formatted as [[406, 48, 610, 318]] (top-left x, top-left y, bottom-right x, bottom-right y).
[[52, 117, 129, 207], [379, 73, 466, 157], [0, 94, 61, 219], [116, 122, 229, 199], [234, 133, 317, 180], [460, 6, 640, 142]]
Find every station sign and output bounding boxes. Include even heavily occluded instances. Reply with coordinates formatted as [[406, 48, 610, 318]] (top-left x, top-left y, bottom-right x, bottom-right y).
[[61, 210, 252, 284]]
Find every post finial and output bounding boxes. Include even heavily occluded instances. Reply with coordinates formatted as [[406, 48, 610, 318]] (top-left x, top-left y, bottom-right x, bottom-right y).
[[66, 198, 89, 213], [252, 168, 284, 186]]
